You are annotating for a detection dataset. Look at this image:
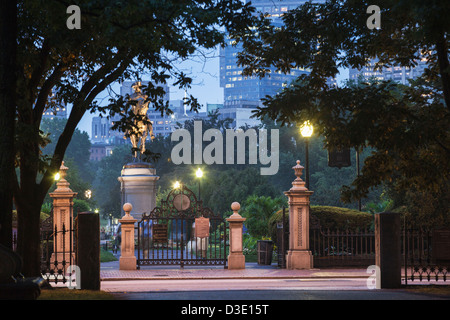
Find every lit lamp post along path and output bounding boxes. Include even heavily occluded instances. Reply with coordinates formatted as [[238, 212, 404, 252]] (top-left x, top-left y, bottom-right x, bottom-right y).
[[300, 121, 313, 190]]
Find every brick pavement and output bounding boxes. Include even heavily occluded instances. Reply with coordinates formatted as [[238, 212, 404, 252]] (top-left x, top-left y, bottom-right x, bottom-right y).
[[100, 260, 369, 281]]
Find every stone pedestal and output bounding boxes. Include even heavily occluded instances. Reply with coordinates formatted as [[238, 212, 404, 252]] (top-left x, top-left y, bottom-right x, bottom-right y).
[[118, 162, 159, 220], [49, 162, 77, 267], [284, 160, 314, 270], [119, 203, 137, 270], [226, 202, 246, 270]]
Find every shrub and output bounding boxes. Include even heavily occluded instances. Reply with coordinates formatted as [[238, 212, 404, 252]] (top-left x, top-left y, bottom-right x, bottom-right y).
[[240, 195, 286, 238], [268, 205, 374, 243]]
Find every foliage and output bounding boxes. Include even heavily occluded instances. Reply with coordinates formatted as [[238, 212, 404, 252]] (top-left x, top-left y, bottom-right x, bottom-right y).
[[268, 205, 374, 243], [92, 144, 132, 219], [100, 248, 118, 263], [94, 111, 387, 219], [232, 0, 449, 221], [365, 199, 393, 214], [73, 199, 92, 217], [40, 203, 52, 215], [240, 195, 286, 238], [43, 157, 95, 209], [310, 206, 374, 230], [11, 0, 255, 276], [242, 233, 258, 256]]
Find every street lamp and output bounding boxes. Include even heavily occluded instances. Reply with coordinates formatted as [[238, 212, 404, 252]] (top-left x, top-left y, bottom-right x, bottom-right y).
[[173, 181, 181, 189], [300, 120, 313, 190], [196, 168, 203, 201]]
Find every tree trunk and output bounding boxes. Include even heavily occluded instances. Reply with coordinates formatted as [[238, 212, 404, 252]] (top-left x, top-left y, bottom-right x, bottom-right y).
[[16, 151, 45, 277], [16, 195, 42, 277], [436, 34, 450, 110], [0, 0, 17, 249]]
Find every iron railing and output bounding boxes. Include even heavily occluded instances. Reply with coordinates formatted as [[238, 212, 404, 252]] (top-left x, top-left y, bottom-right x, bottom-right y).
[[39, 216, 76, 285], [310, 227, 375, 267], [403, 227, 449, 284]]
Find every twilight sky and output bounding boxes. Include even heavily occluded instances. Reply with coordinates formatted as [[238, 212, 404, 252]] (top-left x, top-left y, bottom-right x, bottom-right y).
[[76, 47, 348, 138]]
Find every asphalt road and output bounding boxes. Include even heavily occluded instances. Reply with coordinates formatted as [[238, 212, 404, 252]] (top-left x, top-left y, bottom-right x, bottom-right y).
[[101, 278, 450, 300]]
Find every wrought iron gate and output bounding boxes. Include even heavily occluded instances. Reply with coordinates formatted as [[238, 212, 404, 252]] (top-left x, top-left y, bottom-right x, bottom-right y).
[[136, 185, 228, 268]]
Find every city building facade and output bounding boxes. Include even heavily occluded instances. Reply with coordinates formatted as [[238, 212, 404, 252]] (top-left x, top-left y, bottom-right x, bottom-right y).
[[219, 0, 325, 128], [89, 81, 209, 161], [349, 57, 428, 84]]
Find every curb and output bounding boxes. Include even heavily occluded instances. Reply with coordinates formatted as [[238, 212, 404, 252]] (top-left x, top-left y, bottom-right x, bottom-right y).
[[100, 275, 370, 281]]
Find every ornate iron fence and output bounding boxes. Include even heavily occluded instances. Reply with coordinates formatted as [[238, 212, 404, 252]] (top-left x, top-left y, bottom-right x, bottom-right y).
[[310, 225, 375, 268], [276, 211, 376, 268], [403, 226, 449, 284], [39, 216, 76, 285]]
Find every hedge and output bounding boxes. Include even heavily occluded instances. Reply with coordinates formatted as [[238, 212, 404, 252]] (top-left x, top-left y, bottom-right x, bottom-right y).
[[268, 205, 374, 243]]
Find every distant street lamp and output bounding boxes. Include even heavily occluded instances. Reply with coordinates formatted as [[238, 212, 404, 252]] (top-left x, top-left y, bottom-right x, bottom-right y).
[[300, 121, 313, 190], [84, 189, 92, 199], [196, 168, 203, 201], [173, 181, 181, 189]]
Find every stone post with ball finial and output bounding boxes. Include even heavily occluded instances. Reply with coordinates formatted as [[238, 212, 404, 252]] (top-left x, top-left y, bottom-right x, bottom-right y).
[[226, 202, 246, 269], [119, 203, 137, 270]]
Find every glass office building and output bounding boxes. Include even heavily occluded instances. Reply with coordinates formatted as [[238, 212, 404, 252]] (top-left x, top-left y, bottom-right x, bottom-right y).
[[220, 0, 319, 108]]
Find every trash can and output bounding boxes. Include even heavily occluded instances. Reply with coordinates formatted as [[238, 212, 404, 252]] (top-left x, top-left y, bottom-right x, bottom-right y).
[[257, 240, 274, 265]]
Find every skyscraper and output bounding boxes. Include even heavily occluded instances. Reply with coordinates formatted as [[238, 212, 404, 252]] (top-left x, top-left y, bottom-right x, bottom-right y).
[[349, 57, 428, 85], [221, 0, 315, 106], [219, 0, 324, 127], [42, 88, 68, 120]]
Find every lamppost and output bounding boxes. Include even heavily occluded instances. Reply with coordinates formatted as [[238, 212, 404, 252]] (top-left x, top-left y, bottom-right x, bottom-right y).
[[196, 168, 203, 201], [300, 120, 313, 190]]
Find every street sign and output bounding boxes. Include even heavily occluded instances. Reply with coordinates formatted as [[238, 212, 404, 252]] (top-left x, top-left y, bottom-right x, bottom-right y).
[[328, 148, 351, 168], [195, 217, 210, 238]]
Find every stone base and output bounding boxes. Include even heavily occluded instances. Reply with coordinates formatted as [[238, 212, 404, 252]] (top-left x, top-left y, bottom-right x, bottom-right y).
[[119, 256, 137, 270], [286, 250, 313, 270], [227, 254, 245, 270], [118, 163, 159, 219]]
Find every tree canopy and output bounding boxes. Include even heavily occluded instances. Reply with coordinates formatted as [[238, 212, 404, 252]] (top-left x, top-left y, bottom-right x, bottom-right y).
[[8, 0, 255, 276], [232, 0, 449, 220]]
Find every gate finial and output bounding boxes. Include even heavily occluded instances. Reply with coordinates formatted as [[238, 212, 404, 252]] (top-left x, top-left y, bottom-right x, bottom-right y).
[[123, 203, 133, 219], [230, 202, 242, 218], [290, 160, 307, 191]]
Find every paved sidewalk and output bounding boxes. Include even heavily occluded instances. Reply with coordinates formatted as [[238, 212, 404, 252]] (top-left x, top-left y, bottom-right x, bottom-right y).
[[100, 260, 370, 281]]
